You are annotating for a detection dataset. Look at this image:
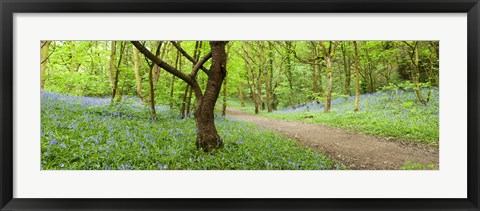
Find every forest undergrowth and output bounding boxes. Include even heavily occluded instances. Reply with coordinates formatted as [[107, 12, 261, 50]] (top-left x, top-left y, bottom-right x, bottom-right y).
[[41, 91, 345, 170], [228, 89, 439, 145]]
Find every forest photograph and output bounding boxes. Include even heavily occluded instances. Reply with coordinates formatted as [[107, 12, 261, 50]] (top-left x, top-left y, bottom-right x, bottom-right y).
[[40, 40, 439, 170]]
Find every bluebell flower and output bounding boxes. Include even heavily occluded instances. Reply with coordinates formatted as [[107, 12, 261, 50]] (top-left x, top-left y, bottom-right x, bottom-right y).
[[50, 139, 57, 145], [158, 164, 168, 170]]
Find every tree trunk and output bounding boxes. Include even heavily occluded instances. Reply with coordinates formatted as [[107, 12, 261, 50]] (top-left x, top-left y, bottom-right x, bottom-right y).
[[256, 73, 263, 112], [169, 74, 176, 108], [186, 87, 193, 116], [320, 40, 339, 113], [242, 44, 260, 114], [153, 41, 165, 87], [148, 57, 157, 120], [324, 57, 333, 112], [413, 42, 427, 105], [222, 72, 228, 116], [245, 62, 259, 114], [194, 41, 228, 151], [184, 41, 202, 116], [312, 44, 320, 94], [70, 42, 77, 72], [180, 84, 189, 118], [264, 43, 272, 113], [111, 41, 125, 102], [285, 43, 296, 108], [353, 41, 360, 112], [183, 41, 201, 118], [341, 42, 351, 95], [40, 41, 51, 90], [238, 82, 245, 107], [132, 40, 226, 152], [170, 52, 180, 109], [133, 45, 145, 102], [369, 71, 375, 93], [109, 41, 116, 89]]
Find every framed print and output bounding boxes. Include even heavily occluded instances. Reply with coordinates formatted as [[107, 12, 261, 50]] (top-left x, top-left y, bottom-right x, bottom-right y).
[[1, 0, 479, 210]]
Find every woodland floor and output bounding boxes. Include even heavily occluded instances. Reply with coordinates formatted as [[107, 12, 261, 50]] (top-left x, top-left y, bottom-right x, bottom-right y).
[[225, 107, 439, 170]]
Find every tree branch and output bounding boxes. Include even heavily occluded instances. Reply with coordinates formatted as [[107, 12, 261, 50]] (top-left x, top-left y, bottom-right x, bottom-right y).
[[41, 42, 55, 65], [171, 41, 210, 75], [143, 42, 161, 69], [191, 52, 212, 78], [131, 41, 194, 87]]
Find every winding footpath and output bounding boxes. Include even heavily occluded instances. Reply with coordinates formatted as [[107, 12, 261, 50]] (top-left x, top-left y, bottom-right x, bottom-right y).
[[225, 107, 439, 170]]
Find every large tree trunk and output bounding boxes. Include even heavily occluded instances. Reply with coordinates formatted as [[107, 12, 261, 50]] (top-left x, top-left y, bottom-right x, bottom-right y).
[[353, 41, 360, 112], [194, 41, 228, 151], [40, 41, 51, 90], [131, 40, 225, 152]]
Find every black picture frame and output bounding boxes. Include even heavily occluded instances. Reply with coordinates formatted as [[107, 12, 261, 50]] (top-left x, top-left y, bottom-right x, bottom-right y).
[[1, 0, 479, 210]]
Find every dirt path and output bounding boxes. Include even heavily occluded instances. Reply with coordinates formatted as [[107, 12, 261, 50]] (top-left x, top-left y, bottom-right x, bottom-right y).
[[225, 107, 439, 170]]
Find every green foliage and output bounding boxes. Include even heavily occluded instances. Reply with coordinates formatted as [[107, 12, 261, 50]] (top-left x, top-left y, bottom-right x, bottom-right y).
[[400, 162, 438, 170], [380, 81, 431, 93], [41, 92, 345, 170], [41, 40, 440, 170], [230, 89, 439, 145], [45, 71, 110, 96]]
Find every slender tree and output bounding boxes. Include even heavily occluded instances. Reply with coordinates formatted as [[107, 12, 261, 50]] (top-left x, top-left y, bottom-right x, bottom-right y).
[[341, 41, 351, 95], [142, 41, 163, 120], [404, 41, 427, 105], [108, 41, 116, 91], [110, 41, 126, 102], [285, 41, 296, 108], [238, 82, 245, 107], [320, 41, 339, 112], [240, 42, 262, 114], [262, 42, 273, 112], [40, 41, 52, 89], [353, 41, 360, 112], [133, 45, 145, 102]]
